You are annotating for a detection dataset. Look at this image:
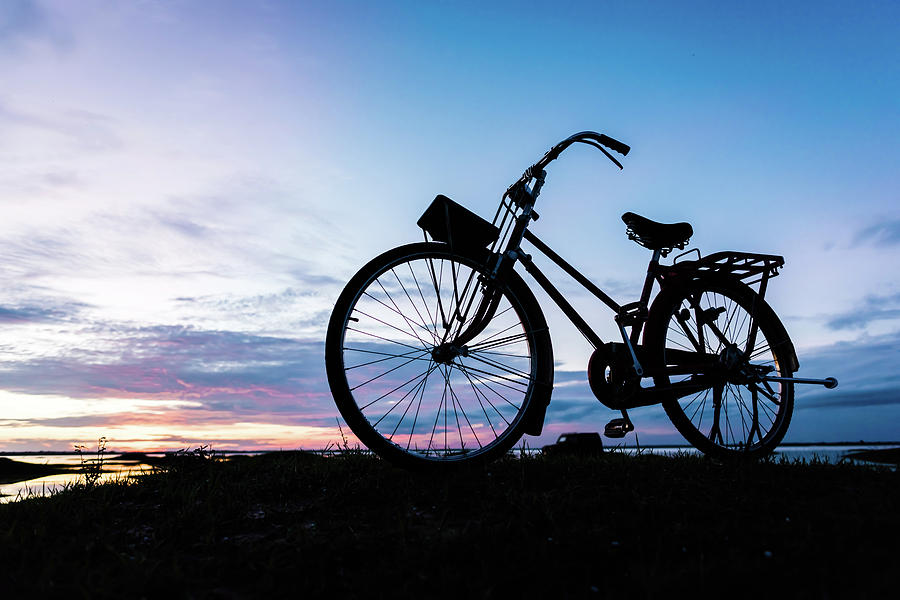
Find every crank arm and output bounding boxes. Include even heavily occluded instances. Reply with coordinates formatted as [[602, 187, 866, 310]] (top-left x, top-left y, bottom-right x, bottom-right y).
[[763, 376, 838, 389]]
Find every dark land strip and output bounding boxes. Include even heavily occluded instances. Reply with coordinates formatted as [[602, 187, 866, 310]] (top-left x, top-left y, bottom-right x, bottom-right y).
[[1, 451, 897, 598], [0, 456, 74, 486]]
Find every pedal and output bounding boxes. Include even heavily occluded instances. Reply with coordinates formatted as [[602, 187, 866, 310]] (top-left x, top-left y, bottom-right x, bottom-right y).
[[604, 418, 635, 439]]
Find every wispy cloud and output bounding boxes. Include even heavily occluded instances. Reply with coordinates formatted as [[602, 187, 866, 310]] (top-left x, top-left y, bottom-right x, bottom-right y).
[[825, 292, 900, 330], [1, 324, 331, 414], [0, 303, 82, 324], [853, 219, 900, 248], [0, 99, 122, 154], [794, 333, 900, 408]]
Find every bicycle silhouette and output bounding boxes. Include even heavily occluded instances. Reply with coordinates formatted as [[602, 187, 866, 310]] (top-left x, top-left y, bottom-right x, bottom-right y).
[[325, 131, 838, 467]]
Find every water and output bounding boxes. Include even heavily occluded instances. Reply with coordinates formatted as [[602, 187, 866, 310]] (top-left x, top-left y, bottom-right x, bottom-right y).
[[1, 445, 895, 503], [0, 454, 160, 504]]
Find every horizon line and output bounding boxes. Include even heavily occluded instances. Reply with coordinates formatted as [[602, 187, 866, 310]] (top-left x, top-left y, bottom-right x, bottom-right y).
[[3, 441, 899, 456]]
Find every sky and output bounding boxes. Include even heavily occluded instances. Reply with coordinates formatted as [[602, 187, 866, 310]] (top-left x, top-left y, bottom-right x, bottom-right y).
[[0, 0, 897, 452]]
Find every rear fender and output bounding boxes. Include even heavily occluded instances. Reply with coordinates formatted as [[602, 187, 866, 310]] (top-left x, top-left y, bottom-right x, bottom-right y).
[[652, 272, 799, 372]]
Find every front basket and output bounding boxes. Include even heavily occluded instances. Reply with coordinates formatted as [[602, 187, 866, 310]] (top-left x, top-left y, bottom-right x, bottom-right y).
[[417, 195, 500, 250]]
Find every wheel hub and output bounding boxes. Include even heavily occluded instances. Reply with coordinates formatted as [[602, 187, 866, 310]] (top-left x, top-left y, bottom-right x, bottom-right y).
[[719, 344, 743, 370], [718, 344, 773, 385], [431, 343, 468, 365]]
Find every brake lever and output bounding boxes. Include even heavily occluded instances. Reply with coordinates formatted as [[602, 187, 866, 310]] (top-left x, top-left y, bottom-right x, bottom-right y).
[[584, 140, 624, 170]]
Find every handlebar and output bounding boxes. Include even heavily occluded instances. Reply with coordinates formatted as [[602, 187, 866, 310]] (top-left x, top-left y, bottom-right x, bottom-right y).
[[596, 133, 630, 157], [534, 131, 630, 170], [505, 131, 630, 207]]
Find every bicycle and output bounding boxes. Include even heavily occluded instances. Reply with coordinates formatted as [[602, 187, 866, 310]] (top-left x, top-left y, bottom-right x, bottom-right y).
[[325, 131, 838, 468]]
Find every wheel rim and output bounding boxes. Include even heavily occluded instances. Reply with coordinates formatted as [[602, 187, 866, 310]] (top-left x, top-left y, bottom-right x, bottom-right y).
[[662, 288, 791, 453], [337, 251, 537, 461]]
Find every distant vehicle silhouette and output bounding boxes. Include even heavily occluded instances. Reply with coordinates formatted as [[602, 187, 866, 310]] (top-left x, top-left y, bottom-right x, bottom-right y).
[[325, 130, 839, 468], [542, 432, 604, 456]]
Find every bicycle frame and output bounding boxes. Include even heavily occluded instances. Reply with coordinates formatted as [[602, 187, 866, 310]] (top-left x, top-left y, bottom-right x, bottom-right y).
[[474, 183, 655, 376], [517, 229, 656, 367]]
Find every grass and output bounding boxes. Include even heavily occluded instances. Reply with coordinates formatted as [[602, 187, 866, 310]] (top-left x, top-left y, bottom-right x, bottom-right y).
[[1, 450, 897, 598]]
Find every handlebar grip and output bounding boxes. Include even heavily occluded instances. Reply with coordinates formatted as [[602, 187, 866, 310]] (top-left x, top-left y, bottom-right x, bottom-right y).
[[597, 134, 630, 156]]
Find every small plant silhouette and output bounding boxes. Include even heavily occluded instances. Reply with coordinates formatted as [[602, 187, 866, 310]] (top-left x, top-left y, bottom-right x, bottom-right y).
[[171, 444, 217, 461], [163, 444, 221, 473], [323, 418, 362, 456], [74, 436, 108, 487]]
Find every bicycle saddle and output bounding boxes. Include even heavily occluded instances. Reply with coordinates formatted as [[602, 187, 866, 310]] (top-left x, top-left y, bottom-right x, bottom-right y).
[[621, 212, 693, 256]]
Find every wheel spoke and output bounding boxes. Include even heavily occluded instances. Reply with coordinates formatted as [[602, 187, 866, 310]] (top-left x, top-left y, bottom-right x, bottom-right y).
[[346, 326, 424, 354], [454, 360, 529, 392], [390, 359, 435, 440], [390, 269, 440, 344], [464, 352, 533, 382], [408, 261, 440, 343], [469, 330, 534, 352], [344, 347, 430, 370], [458, 363, 500, 438], [375, 361, 439, 428], [370, 282, 434, 346], [353, 308, 431, 351], [455, 362, 519, 421]]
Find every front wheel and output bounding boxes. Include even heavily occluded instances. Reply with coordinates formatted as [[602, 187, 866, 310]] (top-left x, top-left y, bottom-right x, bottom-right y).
[[644, 276, 795, 459], [325, 242, 553, 468]]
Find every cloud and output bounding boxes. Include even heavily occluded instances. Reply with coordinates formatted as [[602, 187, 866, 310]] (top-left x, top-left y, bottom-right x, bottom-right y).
[[794, 333, 900, 408], [0, 100, 122, 154], [3, 317, 898, 450], [853, 219, 900, 247], [0, 303, 82, 324], [153, 214, 211, 239], [795, 388, 900, 410], [0, 325, 334, 420], [825, 292, 900, 330]]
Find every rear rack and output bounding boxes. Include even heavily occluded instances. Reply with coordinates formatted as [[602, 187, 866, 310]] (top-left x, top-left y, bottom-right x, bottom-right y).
[[670, 251, 784, 286]]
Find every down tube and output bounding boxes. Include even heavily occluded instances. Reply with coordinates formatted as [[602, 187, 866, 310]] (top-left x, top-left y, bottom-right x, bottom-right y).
[[516, 255, 605, 349]]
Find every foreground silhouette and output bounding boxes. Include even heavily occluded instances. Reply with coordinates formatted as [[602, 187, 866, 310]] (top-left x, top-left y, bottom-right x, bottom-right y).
[[1, 452, 896, 597], [326, 131, 838, 467]]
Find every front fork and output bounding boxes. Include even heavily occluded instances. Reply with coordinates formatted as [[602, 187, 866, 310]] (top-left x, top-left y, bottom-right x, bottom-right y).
[[444, 275, 504, 349], [446, 197, 539, 348]]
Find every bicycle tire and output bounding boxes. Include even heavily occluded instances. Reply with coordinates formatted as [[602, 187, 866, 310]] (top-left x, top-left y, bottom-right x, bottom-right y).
[[325, 242, 553, 468], [644, 275, 795, 459]]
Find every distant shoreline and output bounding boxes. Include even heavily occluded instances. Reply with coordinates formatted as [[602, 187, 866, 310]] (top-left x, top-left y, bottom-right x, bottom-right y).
[[2, 441, 899, 456]]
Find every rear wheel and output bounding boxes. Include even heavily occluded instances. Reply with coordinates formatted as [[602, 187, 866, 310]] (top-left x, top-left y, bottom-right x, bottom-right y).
[[325, 242, 553, 468], [645, 277, 794, 459]]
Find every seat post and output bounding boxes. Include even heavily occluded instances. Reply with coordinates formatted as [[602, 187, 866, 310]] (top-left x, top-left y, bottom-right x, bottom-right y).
[[629, 249, 662, 345], [639, 249, 662, 306]]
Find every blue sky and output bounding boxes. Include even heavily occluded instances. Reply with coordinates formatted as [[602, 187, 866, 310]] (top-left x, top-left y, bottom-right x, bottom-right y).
[[0, 0, 897, 451]]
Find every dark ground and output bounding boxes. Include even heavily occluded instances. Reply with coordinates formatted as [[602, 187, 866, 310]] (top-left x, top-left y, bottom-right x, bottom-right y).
[[1, 450, 897, 599]]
